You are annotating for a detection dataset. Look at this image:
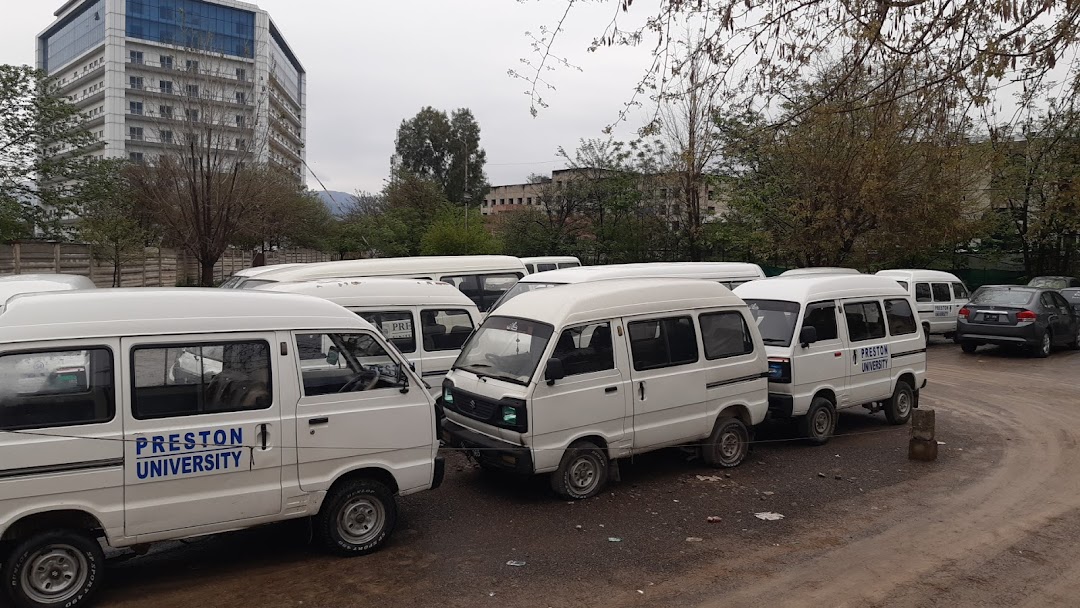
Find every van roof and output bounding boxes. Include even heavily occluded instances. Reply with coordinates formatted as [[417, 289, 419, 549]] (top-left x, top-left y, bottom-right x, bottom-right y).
[[231, 263, 305, 278], [518, 262, 765, 284], [255, 277, 477, 308], [0, 288, 373, 344], [780, 267, 861, 276], [243, 255, 527, 285], [521, 256, 581, 264], [0, 274, 96, 312], [876, 269, 962, 282], [492, 278, 744, 327], [734, 275, 909, 302]]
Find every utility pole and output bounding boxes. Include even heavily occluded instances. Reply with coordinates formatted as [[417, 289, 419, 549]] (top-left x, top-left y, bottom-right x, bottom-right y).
[[463, 138, 470, 232]]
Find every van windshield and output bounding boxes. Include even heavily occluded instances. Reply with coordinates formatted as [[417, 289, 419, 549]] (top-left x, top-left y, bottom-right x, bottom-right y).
[[490, 281, 565, 311], [453, 316, 554, 385], [744, 299, 802, 347], [238, 279, 275, 290]]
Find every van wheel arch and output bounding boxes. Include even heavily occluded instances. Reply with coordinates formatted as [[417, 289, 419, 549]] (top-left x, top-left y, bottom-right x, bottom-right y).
[[326, 467, 400, 500], [717, 404, 752, 427], [812, 389, 837, 409], [2, 510, 105, 544]]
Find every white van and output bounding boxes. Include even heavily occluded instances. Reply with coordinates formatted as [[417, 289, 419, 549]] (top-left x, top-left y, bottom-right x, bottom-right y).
[[219, 263, 304, 289], [734, 275, 927, 443], [491, 262, 767, 311], [876, 270, 970, 341], [781, 267, 861, 276], [521, 256, 582, 274], [227, 255, 527, 313], [0, 289, 442, 608], [0, 274, 96, 313], [254, 279, 482, 393], [440, 279, 769, 500]]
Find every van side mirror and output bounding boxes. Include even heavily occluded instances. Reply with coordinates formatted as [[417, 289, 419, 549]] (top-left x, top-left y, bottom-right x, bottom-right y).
[[798, 326, 819, 348], [326, 348, 339, 366], [398, 366, 410, 394], [544, 358, 566, 385]]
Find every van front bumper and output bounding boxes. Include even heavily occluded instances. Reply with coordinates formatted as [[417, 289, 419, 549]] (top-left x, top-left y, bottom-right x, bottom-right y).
[[441, 418, 534, 475]]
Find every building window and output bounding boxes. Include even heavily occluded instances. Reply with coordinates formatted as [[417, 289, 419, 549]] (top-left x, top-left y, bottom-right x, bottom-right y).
[[235, 92, 246, 105], [160, 55, 173, 70], [186, 109, 199, 122], [129, 152, 144, 162], [707, 206, 716, 213], [707, 190, 714, 200], [236, 68, 247, 82], [159, 80, 173, 94], [235, 138, 247, 150], [499, 198, 505, 205], [129, 126, 144, 141], [527, 197, 532, 205], [129, 76, 143, 90], [235, 115, 246, 128], [186, 59, 199, 72], [161, 130, 173, 144], [186, 84, 199, 98], [129, 101, 143, 115], [159, 105, 173, 119], [130, 50, 144, 64], [518, 198, 523, 204]]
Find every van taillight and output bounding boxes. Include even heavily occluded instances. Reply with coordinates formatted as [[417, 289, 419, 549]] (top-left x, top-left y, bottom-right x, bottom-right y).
[[767, 357, 792, 384], [1017, 310, 1037, 321], [958, 307, 970, 319]]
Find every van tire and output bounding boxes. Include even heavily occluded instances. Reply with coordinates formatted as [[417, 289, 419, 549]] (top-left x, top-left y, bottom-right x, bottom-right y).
[[551, 441, 608, 500], [922, 324, 931, 347], [884, 381, 914, 425], [314, 478, 397, 557], [2, 530, 104, 608], [702, 416, 750, 468], [799, 397, 836, 445]]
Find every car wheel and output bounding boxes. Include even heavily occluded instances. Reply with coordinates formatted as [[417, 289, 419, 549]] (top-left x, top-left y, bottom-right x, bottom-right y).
[[884, 381, 914, 425], [550, 440, 608, 500], [2, 530, 104, 608], [961, 341, 978, 354], [1035, 331, 1052, 358], [702, 416, 750, 468], [798, 396, 836, 446], [314, 478, 397, 557]]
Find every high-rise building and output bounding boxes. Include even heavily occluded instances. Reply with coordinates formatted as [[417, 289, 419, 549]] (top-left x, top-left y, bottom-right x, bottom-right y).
[[37, 0, 306, 181]]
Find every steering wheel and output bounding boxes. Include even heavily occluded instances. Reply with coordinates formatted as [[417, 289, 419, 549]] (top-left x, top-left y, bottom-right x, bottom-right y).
[[337, 368, 380, 393]]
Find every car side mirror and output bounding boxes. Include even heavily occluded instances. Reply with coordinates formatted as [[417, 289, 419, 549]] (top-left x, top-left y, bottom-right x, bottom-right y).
[[798, 326, 819, 348], [326, 348, 339, 366], [398, 367, 410, 394], [544, 358, 566, 385]]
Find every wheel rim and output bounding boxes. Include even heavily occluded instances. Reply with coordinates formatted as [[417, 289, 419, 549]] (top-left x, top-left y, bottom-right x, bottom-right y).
[[20, 544, 89, 605], [896, 390, 912, 418], [568, 455, 599, 493], [337, 496, 386, 545], [1042, 334, 1051, 354], [812, 408, 832, 436], [718, 425, 746, 465]]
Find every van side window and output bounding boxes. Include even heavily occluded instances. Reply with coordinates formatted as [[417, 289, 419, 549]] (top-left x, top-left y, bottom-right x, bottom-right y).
[[421, 309, 475, 351], [952, 282, 969, 299], [297, 333, 401, 396], [537, 263, 557, 272], [443, 273, 524, 312], [843, 302, 887, 342], [0, 348, 114, 431], [884, 299, 917, 336], [560, 262, 580, 269], [132, 342, 271, 420], [802, 302, 839, 341], [525, 264, 535, 273], [552, 322, 615, 375], [628, 317, 699, 371], [915, 283, 932, 302], [896, 281, 909, 290], [932, 283, 952, 302], [699, 312, 754, 359], [356, 311, 415, 354]]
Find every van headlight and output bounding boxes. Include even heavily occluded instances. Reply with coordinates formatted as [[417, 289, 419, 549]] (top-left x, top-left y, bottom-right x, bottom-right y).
[[499, 398, 527, 432]]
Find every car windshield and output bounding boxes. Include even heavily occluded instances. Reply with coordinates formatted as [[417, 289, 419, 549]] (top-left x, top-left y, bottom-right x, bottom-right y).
[[453, 316, 554, 385], [970, 288, 1035, 307], [219, 276, 243, 289], [744, 299, 802, 346], [1028, 277, 1070, 289], [238, 279, 275, 290], [490, 281, 565, 311]]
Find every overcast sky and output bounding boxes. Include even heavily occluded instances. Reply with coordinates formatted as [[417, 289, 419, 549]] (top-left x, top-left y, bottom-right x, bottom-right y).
[[1, 0, 657, 194]]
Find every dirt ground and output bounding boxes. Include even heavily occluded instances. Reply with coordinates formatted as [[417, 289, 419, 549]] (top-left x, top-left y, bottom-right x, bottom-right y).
[[92, 342, 1080, 608]]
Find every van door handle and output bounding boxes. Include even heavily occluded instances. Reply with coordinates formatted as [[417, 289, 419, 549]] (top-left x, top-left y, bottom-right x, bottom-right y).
[[257, 423, 268, 450], [309, 417, 329, 425], [605, 386, 618, 394], [638, 382, 646, 400]]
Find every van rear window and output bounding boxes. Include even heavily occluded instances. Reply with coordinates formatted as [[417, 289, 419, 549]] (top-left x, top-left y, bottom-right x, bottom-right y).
[[0, 348, 115, 431], [699, 312, 754, 359]]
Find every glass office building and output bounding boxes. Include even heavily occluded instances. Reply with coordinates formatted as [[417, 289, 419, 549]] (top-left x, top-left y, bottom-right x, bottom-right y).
[[37, 0, 306, 190]]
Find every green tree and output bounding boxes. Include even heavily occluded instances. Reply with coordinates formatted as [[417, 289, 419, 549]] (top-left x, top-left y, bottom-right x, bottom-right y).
[[0, 64, 97, 240], [395, 107, 487, 204], [421, 207, 501, 255], [76, 160, 154, 287]]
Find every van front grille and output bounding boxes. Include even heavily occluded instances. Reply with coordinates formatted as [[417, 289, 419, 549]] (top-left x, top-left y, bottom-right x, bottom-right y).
[[448, 388, 499, 422]]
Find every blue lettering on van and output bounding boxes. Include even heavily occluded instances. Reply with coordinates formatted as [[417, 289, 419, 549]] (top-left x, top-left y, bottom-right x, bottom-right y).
[[134, 427, 245, 481], [858, 345, 890, 373]]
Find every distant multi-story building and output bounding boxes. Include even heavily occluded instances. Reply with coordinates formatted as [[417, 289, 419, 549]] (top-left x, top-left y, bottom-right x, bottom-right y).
[[37, 0, 306, 181], [480, 168, 727, 221]]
